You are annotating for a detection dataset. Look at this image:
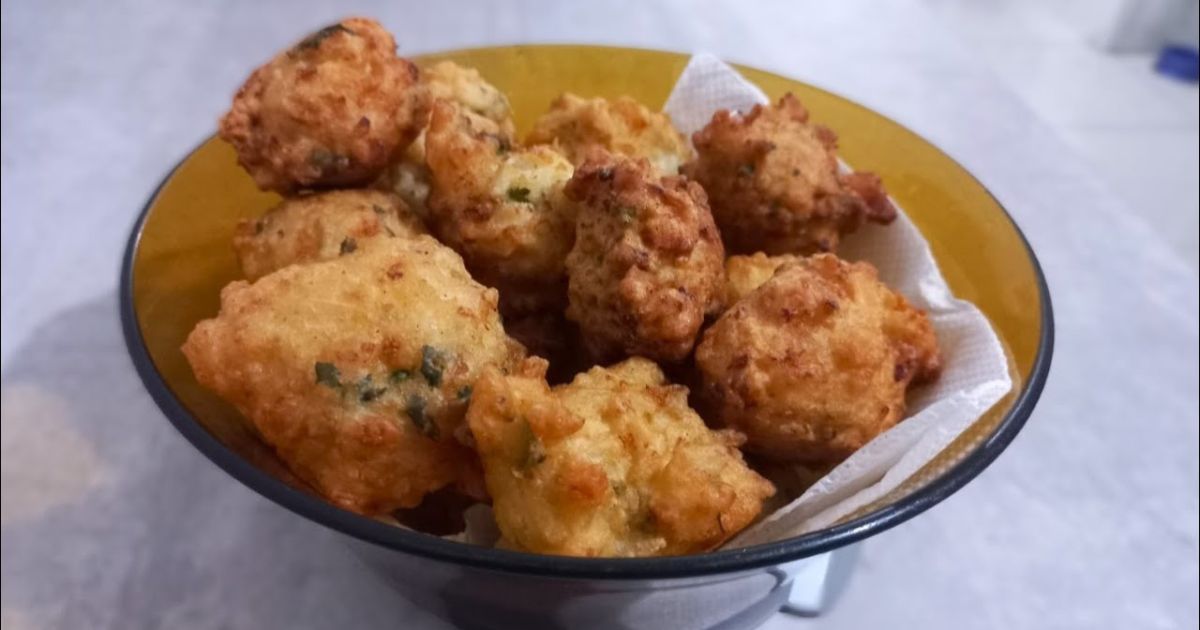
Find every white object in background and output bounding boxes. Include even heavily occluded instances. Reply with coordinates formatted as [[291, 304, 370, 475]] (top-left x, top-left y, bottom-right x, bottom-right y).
[[1090, 0, 1198, 52]]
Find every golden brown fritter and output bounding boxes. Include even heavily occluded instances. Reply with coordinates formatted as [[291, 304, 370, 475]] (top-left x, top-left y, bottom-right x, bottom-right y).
[[219, 18, 426, 194], [466, 357, 774, 557], [694, 254, 941, 464], [564, 153, 725, 363], [722, 252, 802, 309], [377, 61, 517, 220], [182, 236, 525, 515], [425, 100, 576, 315], [232, 189, 426, 280], [526, 94, 692, 174], [424, 61, 516, 139], [683, 93, 897, 255]]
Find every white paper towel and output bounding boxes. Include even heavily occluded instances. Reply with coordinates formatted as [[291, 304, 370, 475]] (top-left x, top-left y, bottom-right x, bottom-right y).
[[664, 54, 1012, 546]]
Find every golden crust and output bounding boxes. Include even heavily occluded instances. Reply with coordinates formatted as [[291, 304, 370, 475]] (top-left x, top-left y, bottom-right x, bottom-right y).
[[232, 189, 427, 280], [219, 18, 426, 193], [526, 94, 692, 174], [722, 252, 803, 309], [683, 94, 896, 255], [182, 236, 525, 515], [466, 357, 774, 557], [376, 61, 517, 220], [425, 101, 576, 316], [695, 254, 941, 463], [564, 153, 725, 363], [423, 61, 516, 139]]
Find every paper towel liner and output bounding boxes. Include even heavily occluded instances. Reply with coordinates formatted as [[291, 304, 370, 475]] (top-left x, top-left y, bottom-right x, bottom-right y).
[[666, 54, 1011, 546], [414, 53, 1012, 549]]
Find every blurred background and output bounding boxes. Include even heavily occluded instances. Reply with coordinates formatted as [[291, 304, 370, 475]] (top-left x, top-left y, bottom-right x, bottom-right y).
[[2, 1, 1197, 629]]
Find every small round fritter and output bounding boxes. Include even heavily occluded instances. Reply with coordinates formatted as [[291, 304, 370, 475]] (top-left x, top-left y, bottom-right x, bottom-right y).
[[377, 61, 517, 220], [466, 357, 774, 557], [232, 189, 426, 280], [424, 60, 516, 139], [564, 153, 725, 363], [695, 254, 941, 464], [425, 100, 576, 315], [182, 237, 525, 515], [526, 94, 692, 174], [722, 252, 802, 308], [219, 18, 426, 193], [682, 93, 897, 255]]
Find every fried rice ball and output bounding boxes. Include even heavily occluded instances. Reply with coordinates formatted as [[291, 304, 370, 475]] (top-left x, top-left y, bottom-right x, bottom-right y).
[[564, 153, 724, 363], [695, 254, 941, 464], [466, 357, 774, 557], [377, 61, 517, 220], [232, 189, 426, 281], [425, 100, 576, 315], [526, 94, 692, 174], [182, 236, 525, 515], [219, 18, 426, 194], [682, 93, 897, 255], [722, 252, 802, 308]]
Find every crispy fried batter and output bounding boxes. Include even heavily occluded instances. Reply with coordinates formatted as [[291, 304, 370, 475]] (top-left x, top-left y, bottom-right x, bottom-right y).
[[722, 252, 803, 309], [182, 237, 525, 515], [377, 61, 517, 220], [694, 254, 941, 463], [232, 189, 426, 280], [467, 357, 774, 557], [564, 153, 724, 363], [526, 94, 692, 174], [683, 94, 896, 254], [219, 18, 426, 193], [425, 101, 576, 315], [424, 61, 516, 139]]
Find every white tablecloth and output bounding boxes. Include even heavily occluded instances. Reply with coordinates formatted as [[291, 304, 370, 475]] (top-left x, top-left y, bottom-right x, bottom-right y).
[[2, 1, 1197, 628]]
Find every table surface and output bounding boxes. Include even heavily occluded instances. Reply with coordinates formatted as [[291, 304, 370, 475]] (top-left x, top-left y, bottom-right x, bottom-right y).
[[2, 1, 1197, 629]]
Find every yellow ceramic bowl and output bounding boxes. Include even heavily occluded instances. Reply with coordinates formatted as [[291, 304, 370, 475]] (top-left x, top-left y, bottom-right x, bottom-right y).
[[121, 45, 1051, 583]]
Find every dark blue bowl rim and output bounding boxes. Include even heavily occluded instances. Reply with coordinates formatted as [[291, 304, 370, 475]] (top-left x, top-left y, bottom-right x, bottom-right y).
[[120, 70, 1053, 582]]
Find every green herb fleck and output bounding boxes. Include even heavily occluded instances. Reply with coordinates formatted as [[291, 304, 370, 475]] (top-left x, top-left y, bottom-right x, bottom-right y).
[[517, 420, 546, 469], [309, 148, 348, 174], [405, 394, 438, 438], [356, 375, 387, 403], [314, 362, 341, 389], [389, 368, 411, 384], [339, 237, 357, 255], [617, 205, 638, 223], [737, 163, 755, 177], [294, 23, 354, 51], [506, 186, 531, 203], [420, 345, 448, 386], [456, 385, 473, 402]]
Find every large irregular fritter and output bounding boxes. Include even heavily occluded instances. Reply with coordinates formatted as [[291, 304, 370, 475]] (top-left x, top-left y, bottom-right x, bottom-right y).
[[526, 94, 692, 174], [564, 153, 725, 363], [425, 100, 576, 315], [182, 237, 525, 515], [683, 93, 896, 255], [219, 18, 426, 193], [695, 254, 941, 463], [722, 252, 802, 308], [378, 61, 517, 220], [466, 357, 774, 557], [232, 189, 426, 280]]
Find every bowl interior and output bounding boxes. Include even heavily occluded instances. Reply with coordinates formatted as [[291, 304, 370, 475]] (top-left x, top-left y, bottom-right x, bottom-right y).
[[125, 45, 1048, 575]]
